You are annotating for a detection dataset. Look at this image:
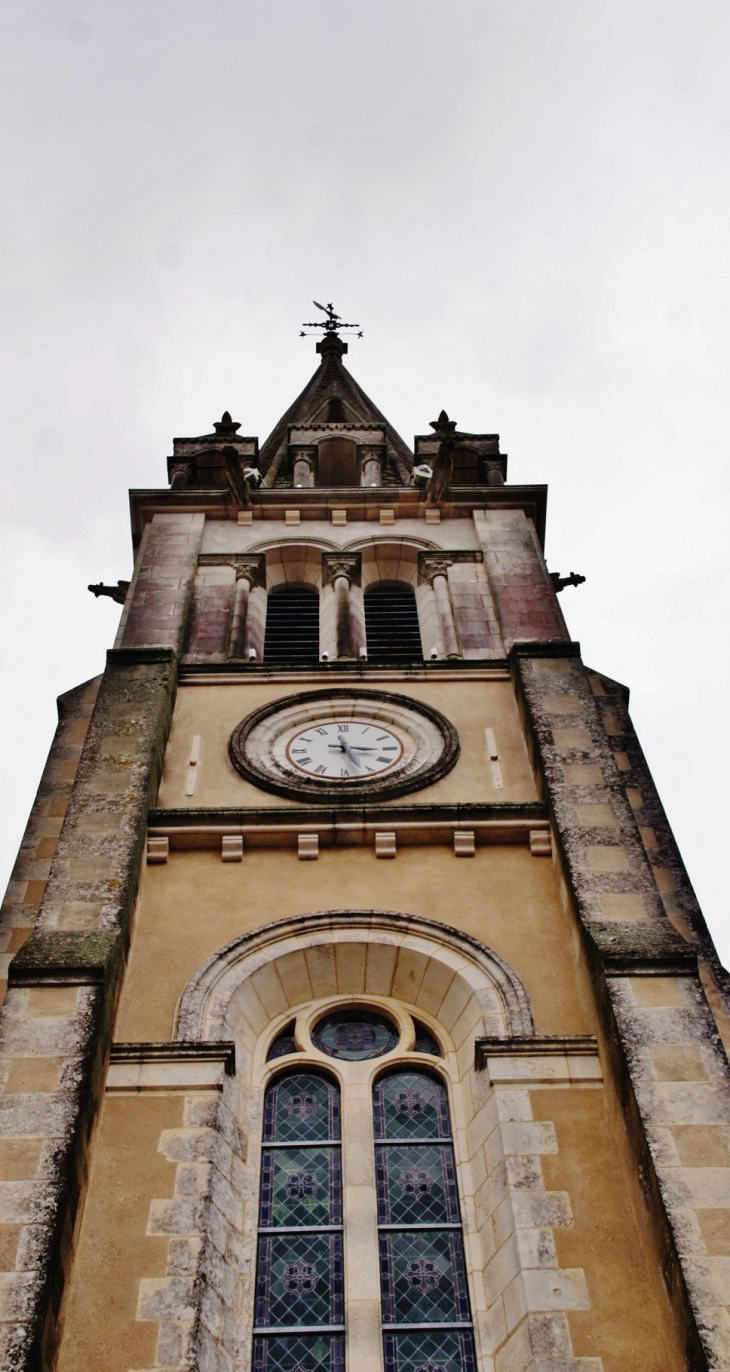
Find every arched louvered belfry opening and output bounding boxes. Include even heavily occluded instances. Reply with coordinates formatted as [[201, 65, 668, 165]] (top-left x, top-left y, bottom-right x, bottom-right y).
[[264, 585, 320, 665], [364, 584, 423, 664]]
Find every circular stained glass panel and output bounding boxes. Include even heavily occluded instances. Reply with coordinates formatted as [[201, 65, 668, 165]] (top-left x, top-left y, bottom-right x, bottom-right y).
[[312, 1009, 399, 1061]]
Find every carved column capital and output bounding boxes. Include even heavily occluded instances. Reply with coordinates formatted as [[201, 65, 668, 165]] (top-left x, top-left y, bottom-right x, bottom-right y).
[[323, 552, 361, 588], [169, 462, 194, 490], [198, 554, 265, 587], [418, 554, 454, 586], [232, 556, 265, 587]]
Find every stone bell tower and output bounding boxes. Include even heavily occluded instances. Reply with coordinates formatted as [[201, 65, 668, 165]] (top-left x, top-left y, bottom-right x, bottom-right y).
[[0, 306, 729, 1372]]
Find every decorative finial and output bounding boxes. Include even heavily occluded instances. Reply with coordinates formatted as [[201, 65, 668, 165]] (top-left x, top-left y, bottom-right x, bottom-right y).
[[213, 410, 242, 435], [429, 410, 458, 436], [300, 301, 363, 340]]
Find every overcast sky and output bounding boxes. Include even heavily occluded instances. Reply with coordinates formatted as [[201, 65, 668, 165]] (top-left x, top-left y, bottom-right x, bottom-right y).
[[1, 0, 729, 959]]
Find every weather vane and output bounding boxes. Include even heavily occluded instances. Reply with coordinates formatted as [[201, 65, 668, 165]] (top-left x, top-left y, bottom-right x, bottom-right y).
[[300, 301, 363, 339]]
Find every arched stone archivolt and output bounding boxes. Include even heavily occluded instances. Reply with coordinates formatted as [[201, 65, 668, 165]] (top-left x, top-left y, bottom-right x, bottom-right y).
[[174, 909, 535, 1066]]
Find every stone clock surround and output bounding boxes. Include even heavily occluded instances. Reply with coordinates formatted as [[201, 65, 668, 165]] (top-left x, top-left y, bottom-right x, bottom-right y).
[[228, 687, 460, 803]]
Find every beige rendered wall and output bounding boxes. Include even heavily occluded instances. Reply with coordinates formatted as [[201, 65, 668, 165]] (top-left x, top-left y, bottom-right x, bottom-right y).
[[157, 679, 538, 809], [117, 847, 585, 1042]]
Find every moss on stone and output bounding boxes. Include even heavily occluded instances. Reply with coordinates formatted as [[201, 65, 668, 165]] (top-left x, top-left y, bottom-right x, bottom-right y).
[[9, 930, 123, 982]]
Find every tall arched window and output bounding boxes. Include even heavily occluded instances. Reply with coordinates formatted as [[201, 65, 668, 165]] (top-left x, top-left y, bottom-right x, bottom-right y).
[[373, 1069, 475, 1372], [364, 585, 423, 664], [264, 586, 320, 665], [253, 1070, 344, 1372]]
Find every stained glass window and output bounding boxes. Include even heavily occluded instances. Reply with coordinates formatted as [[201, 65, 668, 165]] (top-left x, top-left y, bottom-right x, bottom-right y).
[[267, 1023, 300, 1061], [373, 1070, 476, 1372], [412, 1022, 442, 1058], [254, 1071, 344, 1372], [312, 1009, 399, 1061]]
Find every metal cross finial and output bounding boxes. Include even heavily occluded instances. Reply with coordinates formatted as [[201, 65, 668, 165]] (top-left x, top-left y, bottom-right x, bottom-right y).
[[300, 300, 363, 339]]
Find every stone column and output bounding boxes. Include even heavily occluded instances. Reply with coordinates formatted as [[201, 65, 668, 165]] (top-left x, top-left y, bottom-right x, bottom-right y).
[[169, 462, 193, 490], [228, 557, 264, 658], [229, 571, 251, 658], [323, 553, 361, 660], [359, 445, 384, 487], [419, 556, 461, 658], [292, 446, 316, 488]]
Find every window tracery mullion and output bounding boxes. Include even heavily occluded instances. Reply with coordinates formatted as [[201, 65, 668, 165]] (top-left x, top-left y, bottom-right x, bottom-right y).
[[373, 1070, 476, 1372]]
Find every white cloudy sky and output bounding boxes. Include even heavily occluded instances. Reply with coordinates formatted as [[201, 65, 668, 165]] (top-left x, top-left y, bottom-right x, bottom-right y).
[[1, 1, 729, 958]]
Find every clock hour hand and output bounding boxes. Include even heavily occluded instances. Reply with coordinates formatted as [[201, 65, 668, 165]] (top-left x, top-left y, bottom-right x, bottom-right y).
[[327, 740, 361, 769]]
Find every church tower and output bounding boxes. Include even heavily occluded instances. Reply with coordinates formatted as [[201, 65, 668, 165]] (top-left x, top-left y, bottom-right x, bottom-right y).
[[1, 308, 729, 1372]]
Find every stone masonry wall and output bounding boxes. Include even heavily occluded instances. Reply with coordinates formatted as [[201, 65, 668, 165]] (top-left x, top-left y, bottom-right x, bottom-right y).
[[474, 511, 569, 651], [0, 677, 101, 1008], [121, 513, 204, 651], [448, 562, 504, 660], [512, 643, 730, 1371], [184, 566, 235, 661]]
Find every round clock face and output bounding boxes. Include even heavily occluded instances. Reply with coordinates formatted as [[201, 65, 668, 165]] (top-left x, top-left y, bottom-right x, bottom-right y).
[[229, 689, 459, 803], [286, 720, 403, 779]]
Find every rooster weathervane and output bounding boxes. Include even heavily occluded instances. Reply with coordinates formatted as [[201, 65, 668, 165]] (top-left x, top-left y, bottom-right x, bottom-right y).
[[300, 301, 362, 339]]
